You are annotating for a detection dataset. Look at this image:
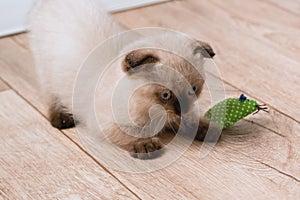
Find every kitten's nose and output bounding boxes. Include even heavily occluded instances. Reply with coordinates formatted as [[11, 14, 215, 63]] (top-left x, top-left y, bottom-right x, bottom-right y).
[[174, 99, 181, 115], [174, 96, 190, 115]]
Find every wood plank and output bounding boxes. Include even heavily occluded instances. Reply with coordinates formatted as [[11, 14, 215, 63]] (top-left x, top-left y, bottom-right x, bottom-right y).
[[0, 79, 9, 92], [265, 0, 300, 17], [199, 78, 300, 180], [0, 90, 138, 199], [109, 81, 300, 199], [187, 0, 300, 62], [207, 0, 300, 31], [97, 2, 299, 197], [1, 34, 299, 198], [1, 30, 299, 180], [0, 35, 46, 113], [111, 137, 300, 199], [0, 4, 299, 198], [113, 0, 300, 121], [0, 35, 83, 145]]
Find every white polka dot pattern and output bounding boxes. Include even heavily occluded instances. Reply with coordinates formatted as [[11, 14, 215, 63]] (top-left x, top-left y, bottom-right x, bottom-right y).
[[204, 98, 258, 129]]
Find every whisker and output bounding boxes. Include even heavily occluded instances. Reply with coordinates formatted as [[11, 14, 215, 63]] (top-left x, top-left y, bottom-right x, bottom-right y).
[[168, 120, 178, 134], [172, 118, 181, 127]]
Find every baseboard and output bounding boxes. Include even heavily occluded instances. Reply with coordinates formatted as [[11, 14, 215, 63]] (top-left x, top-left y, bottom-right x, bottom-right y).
[[0, 0, 169, 37], [102, 0, 169, 12]]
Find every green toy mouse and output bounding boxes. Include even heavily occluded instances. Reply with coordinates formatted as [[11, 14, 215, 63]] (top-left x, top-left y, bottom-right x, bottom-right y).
[[204, 94, 268, 129]]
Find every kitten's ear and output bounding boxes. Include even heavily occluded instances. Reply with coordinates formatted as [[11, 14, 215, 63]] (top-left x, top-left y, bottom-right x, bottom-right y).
[[122, 49, 160, 73], [193, 41, 215, 58]]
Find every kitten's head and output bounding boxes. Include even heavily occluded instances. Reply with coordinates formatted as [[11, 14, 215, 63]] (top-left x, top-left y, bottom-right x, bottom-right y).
[[120, 37, 215, 127]]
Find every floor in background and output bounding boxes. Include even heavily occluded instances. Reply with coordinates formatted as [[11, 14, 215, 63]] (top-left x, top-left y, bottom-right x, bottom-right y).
[[0, 0, 299, 199]]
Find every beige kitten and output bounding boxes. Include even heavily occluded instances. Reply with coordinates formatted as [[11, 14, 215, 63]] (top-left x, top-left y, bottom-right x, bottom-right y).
[[30, 0, 215, 159]]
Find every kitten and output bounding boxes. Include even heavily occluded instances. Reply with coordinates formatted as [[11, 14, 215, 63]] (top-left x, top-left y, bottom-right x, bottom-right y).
[[30, 0, 216, 159]]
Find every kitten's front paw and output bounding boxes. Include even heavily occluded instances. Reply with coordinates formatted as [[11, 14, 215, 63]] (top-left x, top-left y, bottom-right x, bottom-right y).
[[196, 120, 221, 142], [130, 137, 164, 160]]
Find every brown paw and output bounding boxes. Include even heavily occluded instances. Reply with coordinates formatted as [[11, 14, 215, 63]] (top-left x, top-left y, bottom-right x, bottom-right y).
[[49, 106, 75, 129], [130, 137, 164, 159]]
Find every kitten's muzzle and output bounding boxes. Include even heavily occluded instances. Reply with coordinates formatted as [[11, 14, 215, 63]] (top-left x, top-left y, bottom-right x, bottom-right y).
[[173, 96, 191, 116]]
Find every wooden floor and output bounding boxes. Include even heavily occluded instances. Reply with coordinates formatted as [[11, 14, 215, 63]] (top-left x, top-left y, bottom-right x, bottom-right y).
[[0, 0, 299, 199]]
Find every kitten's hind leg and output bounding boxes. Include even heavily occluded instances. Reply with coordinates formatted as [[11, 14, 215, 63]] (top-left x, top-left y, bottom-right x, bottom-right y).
[[49, 103, 75, 130]]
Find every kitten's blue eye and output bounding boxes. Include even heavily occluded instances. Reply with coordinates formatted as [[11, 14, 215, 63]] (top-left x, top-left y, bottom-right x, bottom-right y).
[[161, 90, 172, 100], [188, 86, 198, 95]]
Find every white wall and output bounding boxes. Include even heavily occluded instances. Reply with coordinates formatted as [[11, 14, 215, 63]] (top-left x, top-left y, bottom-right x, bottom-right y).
[[0, 0, 35, 37]]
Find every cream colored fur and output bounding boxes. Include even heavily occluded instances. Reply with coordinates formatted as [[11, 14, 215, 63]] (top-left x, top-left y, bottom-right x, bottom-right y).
[[30, 0, 214, 159]]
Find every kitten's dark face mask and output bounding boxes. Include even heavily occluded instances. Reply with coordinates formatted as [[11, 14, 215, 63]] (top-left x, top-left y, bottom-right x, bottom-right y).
[[158, 85, 203, 117], [129, 83, 202, 128]]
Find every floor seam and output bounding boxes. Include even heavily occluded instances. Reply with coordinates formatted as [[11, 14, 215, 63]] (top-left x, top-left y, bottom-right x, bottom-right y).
[[0, 75, 142, 200]]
